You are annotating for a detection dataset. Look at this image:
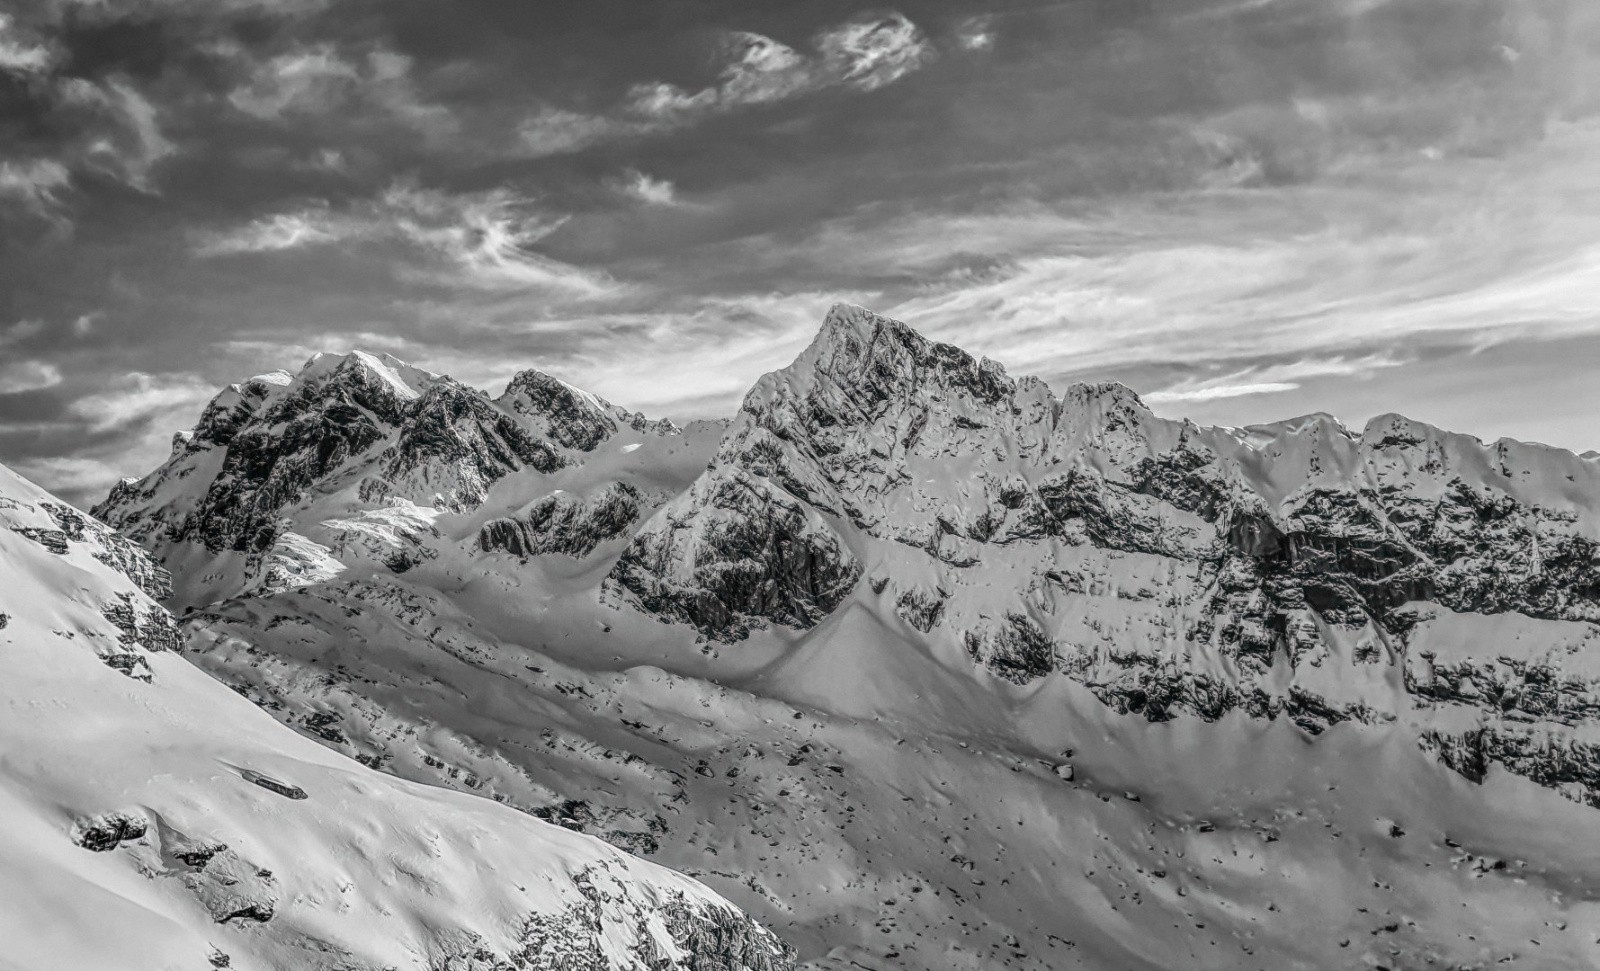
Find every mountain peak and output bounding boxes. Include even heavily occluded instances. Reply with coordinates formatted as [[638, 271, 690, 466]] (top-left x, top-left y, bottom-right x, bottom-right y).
[[498, 367, 620, 452], [762, 303, 1016, 416], [817, 302, 888, 341], [1058, 380, 1149, 414], [295, 349, 443, 403]]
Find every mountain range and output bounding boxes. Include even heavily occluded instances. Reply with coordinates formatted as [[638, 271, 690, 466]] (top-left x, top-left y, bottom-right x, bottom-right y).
[[5, 303, 1599, 969]]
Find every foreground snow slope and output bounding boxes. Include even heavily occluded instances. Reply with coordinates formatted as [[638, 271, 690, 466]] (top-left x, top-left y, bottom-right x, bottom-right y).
[[0, 463, 791, 971], [96, 305, 1600, 969]]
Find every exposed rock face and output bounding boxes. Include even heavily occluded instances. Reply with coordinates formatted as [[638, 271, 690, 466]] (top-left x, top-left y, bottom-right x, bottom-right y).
[[95, 352, 566, 557], [609, 304, 1600, 804], [94, 351, 684, 605], [187, 847, 281, 924], [244, 771, 308, 800], [1, 482, 180, 680], [499, 370, 625, 451], [488, 873, 794, 971], [480, 483, 643, 558], [611, 468, 862, 639], [71, 811, 149, 852], [12, 525, 69, 554]]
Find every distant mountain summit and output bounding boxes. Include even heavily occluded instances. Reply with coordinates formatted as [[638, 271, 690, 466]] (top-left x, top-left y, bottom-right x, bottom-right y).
[[95, 349, 682, 606]]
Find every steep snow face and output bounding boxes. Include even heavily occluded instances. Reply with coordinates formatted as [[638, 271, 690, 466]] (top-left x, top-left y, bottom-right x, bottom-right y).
[[93, 352, 685, 607], [0, 464, 792, 971]]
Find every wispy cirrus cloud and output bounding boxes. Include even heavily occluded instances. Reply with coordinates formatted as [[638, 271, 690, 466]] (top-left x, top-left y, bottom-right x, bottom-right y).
[[193, 209, 340, 255], [617, 170, 677, 206], [65, 371, 215, 433], [0, 319, 47, 350], [224, 42, 457, 140], [626, 13, 935, 122], [1143, 353, 1405, 404], [194, 181, 613, 296], [0, 160, 71, 219], [6, 370, 219, 504], [0, 12, 54, 75], [953, 16, 997, 53], [511, 13, 940, 160], [815, 13, 934, 91], [63, 78, 176, 191], [0, 360, 64, 395], [2, 66, 176, 201]]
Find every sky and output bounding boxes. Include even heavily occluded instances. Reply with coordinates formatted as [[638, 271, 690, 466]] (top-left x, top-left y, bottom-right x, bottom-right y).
[[1, 0, 1597, 505]]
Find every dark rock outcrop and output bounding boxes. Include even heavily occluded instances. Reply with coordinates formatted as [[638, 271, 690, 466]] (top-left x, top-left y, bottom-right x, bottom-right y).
[[244, 771, 308, 800], [480, 483, 643, 558], [610, 470, 862, 639], [71, 811, 149, 852]]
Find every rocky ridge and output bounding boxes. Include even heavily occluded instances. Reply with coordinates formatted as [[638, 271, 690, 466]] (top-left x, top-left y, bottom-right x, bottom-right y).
[[95, 350, 681, 605]]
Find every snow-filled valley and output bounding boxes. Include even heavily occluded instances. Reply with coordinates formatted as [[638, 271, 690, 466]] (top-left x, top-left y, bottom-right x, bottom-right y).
[[9, 303, 1599, 970]]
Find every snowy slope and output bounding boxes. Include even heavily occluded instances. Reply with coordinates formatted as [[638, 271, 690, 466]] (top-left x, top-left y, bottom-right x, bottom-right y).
[[0, 463, 792, 971], [94, 307, 1600, 969]]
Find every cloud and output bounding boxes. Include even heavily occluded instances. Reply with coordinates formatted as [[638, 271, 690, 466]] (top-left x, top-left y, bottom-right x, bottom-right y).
[[816, 13, 935, 91], [1143, 353, 1404, 403], [713, 32, 812, 106], [225, 42, 457, 140], [9, 455, 133, 505], [195, 181, 614, 296], [618, 170, 677, 206], [624, 13, 933, 124], [59, 77, 175, 191], [194, 208, 339, 255], [954, 17, 997, 53], [381, 181, 610, 294], [65, 371, 214, 433], [0, 160, 71, 218], [228, 43, 361, 118], [517, 107, 628, 158], [0, 319, 46, 349], [0, 13, 54, 74], [37, 0, 334, 21], [0, 360, 64, 395]]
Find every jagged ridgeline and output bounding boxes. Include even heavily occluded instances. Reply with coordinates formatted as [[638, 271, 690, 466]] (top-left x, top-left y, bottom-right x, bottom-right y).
[[96, 304, 1600, 813], [606, 305, 1600, 803]]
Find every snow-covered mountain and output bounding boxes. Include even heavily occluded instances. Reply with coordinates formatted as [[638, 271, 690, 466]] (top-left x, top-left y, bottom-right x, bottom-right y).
[[93, 305, 1600, 970], [0, 463, 792, 971], [612, 304, 1600, 803], [97, 349, 685, 608]]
